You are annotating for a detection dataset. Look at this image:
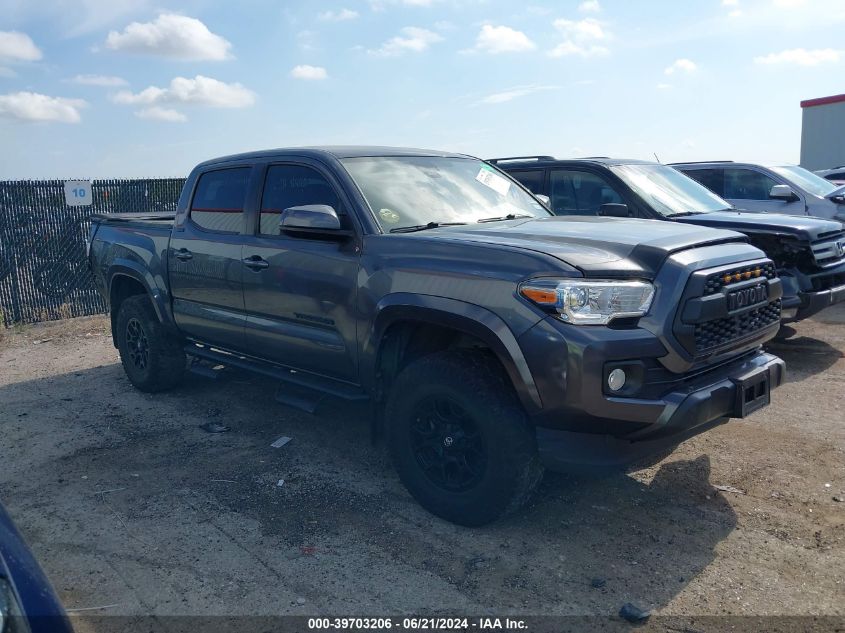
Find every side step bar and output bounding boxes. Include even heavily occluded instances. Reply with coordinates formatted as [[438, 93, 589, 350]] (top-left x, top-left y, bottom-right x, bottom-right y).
[[184, 344, 370, 402]]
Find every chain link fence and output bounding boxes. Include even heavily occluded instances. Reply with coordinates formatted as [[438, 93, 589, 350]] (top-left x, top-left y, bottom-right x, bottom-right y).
[[0, 179, 185, 326]]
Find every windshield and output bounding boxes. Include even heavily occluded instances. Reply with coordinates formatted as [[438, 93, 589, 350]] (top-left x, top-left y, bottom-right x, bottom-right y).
[[341, 156, 550, 231], [770, 165, 839, 198], [610, 164, 731, 216]]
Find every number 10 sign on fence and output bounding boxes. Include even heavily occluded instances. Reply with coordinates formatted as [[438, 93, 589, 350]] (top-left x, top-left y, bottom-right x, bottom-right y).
[[63, 180, 92, 207]]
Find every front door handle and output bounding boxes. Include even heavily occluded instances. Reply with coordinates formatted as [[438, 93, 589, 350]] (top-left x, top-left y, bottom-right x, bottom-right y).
[[242, 255, 269, 271], [174, 249, 193, 261]]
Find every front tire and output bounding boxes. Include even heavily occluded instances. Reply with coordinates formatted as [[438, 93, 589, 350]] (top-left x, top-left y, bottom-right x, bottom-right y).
[[116, 295, 185, 392], [386, 350, 543, 526]]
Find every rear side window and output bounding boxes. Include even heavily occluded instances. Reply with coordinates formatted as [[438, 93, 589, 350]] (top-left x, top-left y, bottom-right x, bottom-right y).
[[549, 169, 624, 216], [190, 168, 250, 233], [259, 164, 343, 236], [722, 168, 778, 200], [682, 168, 725, 197], [509, 169, 544, 194]]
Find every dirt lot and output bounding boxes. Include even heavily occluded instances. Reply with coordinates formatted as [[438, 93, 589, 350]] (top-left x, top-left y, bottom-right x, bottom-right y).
[[1, 307, 843, 630]]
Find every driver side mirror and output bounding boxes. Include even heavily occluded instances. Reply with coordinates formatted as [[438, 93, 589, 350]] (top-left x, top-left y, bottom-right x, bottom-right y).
[[769, 184, 798, 202], [598, 203, 631, 218], [535, 194, 551, 209], [280, 205, 352, 239]]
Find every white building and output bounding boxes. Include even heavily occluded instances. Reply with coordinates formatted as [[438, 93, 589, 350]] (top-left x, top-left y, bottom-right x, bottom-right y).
[[800, 93, 845, 171]]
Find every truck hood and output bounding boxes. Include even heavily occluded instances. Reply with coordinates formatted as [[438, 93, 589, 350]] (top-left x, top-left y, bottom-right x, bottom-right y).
[[412, 216, 744, 277], [672, 210, 844, 242]]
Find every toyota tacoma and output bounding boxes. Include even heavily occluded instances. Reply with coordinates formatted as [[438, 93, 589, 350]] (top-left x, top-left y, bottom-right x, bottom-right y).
[[88, 147, 785, 526]]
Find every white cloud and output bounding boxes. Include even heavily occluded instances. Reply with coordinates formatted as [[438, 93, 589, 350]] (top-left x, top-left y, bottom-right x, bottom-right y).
[[578, 0, 601, 12], [291, 64, 328, 80], [0, 67, 16, 78], [471, 24, 536, 54], [729, 9, 743, 17], [112, 75, 255, 108], [105, 13, 232, 61], [0, 91, 86, 123], [135, 106, 187, 122], [664, 58, 697, 74], [754, 48, 841, 66], [722, 0, 739, 5], [548, 18, 610, 57], [773, 0, 807, 6], [318, 8, 359, 21], [475, 84, 557, 105], [0, 31, 42, 62], [657, 83, 672, 89], [369, 26, 442, 56], [66, 74, 128, 87]]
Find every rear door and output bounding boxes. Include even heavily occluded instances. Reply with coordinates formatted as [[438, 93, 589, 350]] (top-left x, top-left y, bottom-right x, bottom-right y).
[[239, 161, 361, 382], [169, 166, 254, 348]]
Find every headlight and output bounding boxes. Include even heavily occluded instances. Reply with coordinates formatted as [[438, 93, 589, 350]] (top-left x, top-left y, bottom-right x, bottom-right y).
[[519, 278, 654, 325]]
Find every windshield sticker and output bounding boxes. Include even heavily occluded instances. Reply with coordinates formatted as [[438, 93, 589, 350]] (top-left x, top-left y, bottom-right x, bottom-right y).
[[379, 208, 401, 224], [476, 166, 511, 197]]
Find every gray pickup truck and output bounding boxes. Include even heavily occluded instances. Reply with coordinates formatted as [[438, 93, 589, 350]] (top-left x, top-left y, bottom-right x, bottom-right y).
[[88, 147, 785, 526]]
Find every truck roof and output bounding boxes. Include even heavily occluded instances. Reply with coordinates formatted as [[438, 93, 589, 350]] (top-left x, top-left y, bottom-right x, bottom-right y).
[[488, 156, 656, 168], [197, 146, 471, 168]]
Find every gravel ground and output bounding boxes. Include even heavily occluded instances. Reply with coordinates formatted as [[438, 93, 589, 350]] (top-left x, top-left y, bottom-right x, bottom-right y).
[[0, 306, 843, 631]]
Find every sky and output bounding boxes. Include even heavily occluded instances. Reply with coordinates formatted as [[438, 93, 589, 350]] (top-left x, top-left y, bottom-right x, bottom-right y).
[[0, 0, 843, 179]]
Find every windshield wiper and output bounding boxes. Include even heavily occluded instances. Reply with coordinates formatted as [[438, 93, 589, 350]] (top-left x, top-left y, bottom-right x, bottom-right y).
[[477, 213, 534, 223], [389, 222, 468, 234], [670, 211, 705, 217]]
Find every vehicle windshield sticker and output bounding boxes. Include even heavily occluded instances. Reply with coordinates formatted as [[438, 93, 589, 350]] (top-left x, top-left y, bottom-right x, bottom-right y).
[[476, 165, 511, 197], [379, 208, 401, 224]]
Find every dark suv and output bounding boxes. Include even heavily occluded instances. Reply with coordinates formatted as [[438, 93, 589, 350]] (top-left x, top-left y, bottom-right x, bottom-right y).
[[494, 156, 845, 325]]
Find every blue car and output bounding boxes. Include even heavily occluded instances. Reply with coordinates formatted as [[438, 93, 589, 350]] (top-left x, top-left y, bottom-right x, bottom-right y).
[[0, 502, 73, 633]]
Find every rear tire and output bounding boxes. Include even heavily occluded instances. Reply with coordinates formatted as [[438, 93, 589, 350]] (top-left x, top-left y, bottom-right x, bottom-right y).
[[386, 350, 543, 526], [116, 295, 185, 393]]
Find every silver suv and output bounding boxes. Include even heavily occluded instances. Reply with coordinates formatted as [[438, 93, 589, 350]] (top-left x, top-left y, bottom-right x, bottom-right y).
[[673, 161, 845, 222]]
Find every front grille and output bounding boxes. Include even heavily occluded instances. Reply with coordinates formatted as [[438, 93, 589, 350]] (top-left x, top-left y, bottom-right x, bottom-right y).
[[811, 231, 845, 267], [674, 259, 782, 361], [694, 299, 782, 354], [703, 262, 777, 295]]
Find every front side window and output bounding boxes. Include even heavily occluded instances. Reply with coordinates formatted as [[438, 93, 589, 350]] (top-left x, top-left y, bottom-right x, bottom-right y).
[[340, 156, 549, 232], [549, 169, 624, 216], [190, 168, 250, 233], [260, 165, 343, 235], [611, 164, 730, 216], [722, 168, 778, 201]]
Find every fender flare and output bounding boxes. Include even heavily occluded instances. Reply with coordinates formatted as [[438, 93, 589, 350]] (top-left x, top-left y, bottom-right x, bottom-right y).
[[107, 260, 176, 342], [362, 293, 543, 413]]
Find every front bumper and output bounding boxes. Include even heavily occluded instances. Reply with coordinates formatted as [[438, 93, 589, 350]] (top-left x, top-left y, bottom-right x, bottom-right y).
[[535, 351, 784, 471], [787, 282, 845, 321]]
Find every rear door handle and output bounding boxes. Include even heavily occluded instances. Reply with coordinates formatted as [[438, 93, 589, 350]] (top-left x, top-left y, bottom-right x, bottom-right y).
[[174, 249, 193, 261], [242, 255, 269, 271]]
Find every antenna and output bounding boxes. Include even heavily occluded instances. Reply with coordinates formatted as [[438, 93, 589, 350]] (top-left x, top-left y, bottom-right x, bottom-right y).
[[653, 153, 661, 164]]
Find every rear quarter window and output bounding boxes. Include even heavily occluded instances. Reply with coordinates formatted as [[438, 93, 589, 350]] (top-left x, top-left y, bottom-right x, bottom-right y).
[[190, 168, 251, 233]]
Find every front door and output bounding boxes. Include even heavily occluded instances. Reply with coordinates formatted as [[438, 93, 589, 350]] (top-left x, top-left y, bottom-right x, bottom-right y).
[[240, 162, 360, 382], [169, 166, 252, 348], [721, 167, 806, 215]]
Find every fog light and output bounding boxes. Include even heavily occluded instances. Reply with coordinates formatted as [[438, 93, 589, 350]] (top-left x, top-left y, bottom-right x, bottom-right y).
[[607, 368, 627, 392]]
